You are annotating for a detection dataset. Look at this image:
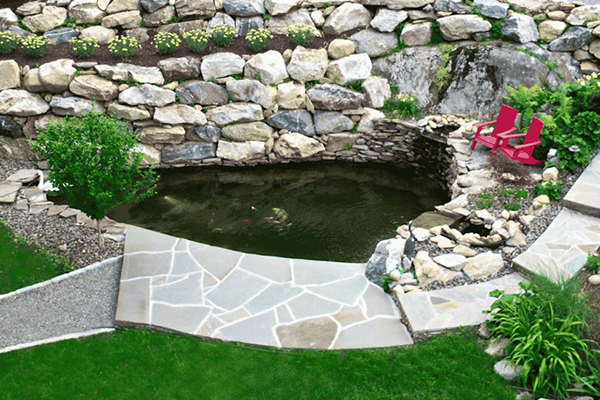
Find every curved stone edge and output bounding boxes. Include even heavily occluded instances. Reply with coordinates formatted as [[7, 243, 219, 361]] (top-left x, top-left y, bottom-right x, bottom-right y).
[[0, 328, 114, 355]]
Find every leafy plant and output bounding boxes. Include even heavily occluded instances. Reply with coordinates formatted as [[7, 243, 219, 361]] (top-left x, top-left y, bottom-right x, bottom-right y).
[[571, 349, 600, 397], [503, 203, 519, 211], [182, 29, 211, 53], [305, 80, 320, 89], [345, 79, 364, 93], [586, 254, 600, 274], [434, 44, 453, 90], [515, 189, 528, 199], [533, 180, 563, 201], [427, 21, 444, 45], [108, 35, 141, 60], [287, 23, 314, 47], [211, 24, 237, 47], [245, 28, 273, 52], [379, 93, 421, 118], [21, 35, 50, 58], [32, 111, 158, 247], [69, 36, 99, 58], [153, 31, 181, 55], [476, 193, 494, 209], [380, 273, 393, 293], [0, 31, 20, 55], [262, 12, 270, 21]]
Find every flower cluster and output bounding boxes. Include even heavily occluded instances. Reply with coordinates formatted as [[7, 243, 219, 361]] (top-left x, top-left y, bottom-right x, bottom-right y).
[[211, 24, 237, 47], [153, 31, 181, 55], [69, 36, 99, 58], [0, 32, 20, 55], [245, 28, 273, 53], [108, 36, 141, 60], [286, 24, 315, 47], [21, 35, 50, 58], [182, 29, 211, 53]]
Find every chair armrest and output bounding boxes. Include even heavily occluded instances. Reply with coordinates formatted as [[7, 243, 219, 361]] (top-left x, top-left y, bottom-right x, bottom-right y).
[[513, 140, 541, 149], [475, 120, 497, 128], [495, 127, 518, 136], [498, 132, 525, 140]]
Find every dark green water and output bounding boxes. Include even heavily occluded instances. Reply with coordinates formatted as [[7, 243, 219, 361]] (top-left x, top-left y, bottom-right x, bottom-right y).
[[108, 162, 449, 262]]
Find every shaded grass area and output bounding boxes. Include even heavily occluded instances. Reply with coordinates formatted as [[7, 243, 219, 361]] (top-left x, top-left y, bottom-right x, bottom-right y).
[[0, 328, 516, 400], [0, 221, 72, 295]]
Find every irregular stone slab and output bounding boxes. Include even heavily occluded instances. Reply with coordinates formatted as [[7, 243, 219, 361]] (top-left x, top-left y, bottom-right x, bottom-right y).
[[501, 13, 538, 44], [205, 103, 263, 126], [69, 75, 119, 101], [16, 2, 42, 16], [463, 251, 503, 280], [277, 316, 338, 349], [400, 22, 432, 47], [286, 46, 329, 84], [314, 111, 353, 135], [176, 81, 228, 106], [327, 53, 372, 85], [433, 254, 467, 271], [0, 182, 22, 203], [286, 292, 341, 320], [188, 242, 243, 281], [223, 0, 265, 16], [306, 274, 367, 305], [107, 103, 151, 121], [101, 10, 142, 29], [371, 9, 408, 33], [326, 133, 359, 152], [6, 169, 37, 183], [207, 12, 235, 32], [44, 27, 77, 45], [215, 309, 278, 347], [161, 142, 216, 163], [564, 152, 600, 217], [175, 0, 216, 19], [323, 3, 371, 35], [363, 282, 399, 318], [472, 0, 508, 19], [115, 277, 151, 324], [39, 59, 76, 93], [238, 253, 292, 283], [244, 50, 289, 85], [69, 2, 105, 25], [332, 305, 366, 327], [0, 60, 20, 90], [193, 125, 221, 143], [349, 29, 397, 58], [154, 104, 207, 125], [267, 110, 315, 137], [226, 79, 272, 109], [205, 268, 269, 310], [80, 25, 116, 44], [276, 82, 305, 109], [0, 90, 49, 116], [106, 0, 141, 14], [142, 5, 175, 27], [22, 5, 67, 33], [141, 0, 169, 13], [548, 26, 593, 52], [221, 122, 273, 142], [158, 56, 201, 82], [152, 273, 203, 305], [119, 84, 176, 107], [138, 125, 185, 145], [245, 282, 303, 315], [152, 303, 211, 334], [49, 96, 95, 116], [201, 52, 245, 80], [265, 0, 301, 16], [362, 76, 391, 108], [94, 63, 164, 85], [216, 140, 266, 161], [307, 84, 364, 111], [293, 258, 365, 286], [437, 15, 491, 41], [565, 5, 600, 26], [235, 15, 264, 36], [332, 317, 413, 349], [268, 8, 315, 35], [136, 143, 161, 165]]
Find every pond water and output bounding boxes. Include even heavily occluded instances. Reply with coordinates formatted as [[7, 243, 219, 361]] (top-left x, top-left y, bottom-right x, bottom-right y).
[[108, 162, 449, 262]]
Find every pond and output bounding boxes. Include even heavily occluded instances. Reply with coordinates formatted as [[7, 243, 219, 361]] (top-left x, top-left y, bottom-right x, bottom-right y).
[[108, 162, 449, 262]]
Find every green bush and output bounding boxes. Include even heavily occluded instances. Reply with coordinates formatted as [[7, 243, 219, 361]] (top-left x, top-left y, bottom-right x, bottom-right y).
[[533, 180, 563, 201], [345, 79, 364, 93], [21, 35, 49, 58], [211, 24, 237, 47], [153, 31, 181, 55], [0, 31, 20, 55], [286, 23, 314, 47], [379, 93, 421, 118], [182, 29, 211, 53], [476, 193, 494, 209], [245, 28, 273, 52], [380, 273, 393, 293], [571, 348, 600, 398], [69, 36, 99, 58], [586, 254, 600, 274], [108, 35, 141, 60]]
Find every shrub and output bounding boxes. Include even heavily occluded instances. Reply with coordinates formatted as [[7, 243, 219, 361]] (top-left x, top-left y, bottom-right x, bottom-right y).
[[153, 31, 181, 55], [287, 23, 314, 47], [380, 273, 393, 293], [345, 79, 364, 93], [108, 35, 141, 60], [476, 193, 494, 209], [0, 31, 20, 55], [571, 349, 600, 398], [533, 180, 563, 201], [245, 28, 272, 53], [503, 202, 519, 211], [21, 35, 50, 58], [211, 24, 236, 47], [182, 29, 211, 53], [586, 254, 600, 274], [379, 93, 421, 118], [69, 36, 99, 58]]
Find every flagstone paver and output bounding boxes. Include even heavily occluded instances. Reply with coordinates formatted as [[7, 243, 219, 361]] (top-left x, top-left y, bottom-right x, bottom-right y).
[[564, 152, 600, 217]]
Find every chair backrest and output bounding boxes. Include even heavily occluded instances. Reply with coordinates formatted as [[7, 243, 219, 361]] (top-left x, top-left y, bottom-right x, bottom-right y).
[[491, 105, 519, 136], [520, 117, 544, 156]]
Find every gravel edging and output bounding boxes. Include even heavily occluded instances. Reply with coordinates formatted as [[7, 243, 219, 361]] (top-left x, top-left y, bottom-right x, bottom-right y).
[[0, 256, 123, 351]]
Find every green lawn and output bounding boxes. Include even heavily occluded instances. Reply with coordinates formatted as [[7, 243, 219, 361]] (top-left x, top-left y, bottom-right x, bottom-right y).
[[0, 328, 517, 400], [0, 221, 72, 295]]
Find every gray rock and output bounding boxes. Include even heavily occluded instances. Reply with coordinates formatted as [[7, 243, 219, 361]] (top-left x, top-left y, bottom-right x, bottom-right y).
[[372, 47, 441, 109], [107, 103, 151, 121], [235, 16, 264, 36], [49, 96, 96, 116], [226, 79, 272, 109], [68, 2, 104, 24], [327, 53, 372, 85], [174, 0, 216, 19], [370, 9, 407, 33], [539, 20, 567, 43], [221, 121, 273, 141], [80, 26, 117, 44], [400, 22, 432, 47], [547, 51, 583, 81], [201, 52, 245, 80], [118, 84, 176, 107], [364, 238, 406, 284], [39, 59, 76, 93], [314, 111, 354, 134], [0, 8, 18, 31], [216, 140, 266, 161], [0, 90, 49, 116], [494, 359, 521, 382], [44, 27, 78, 44], [94, 63, 165, 85], [106, 0, 140, 14], [136, 143, 161, 165], [307, 84, 364, 110], [327, 39, 356, 59], [0, 60, 20, 90], [16, 2, 42, 16], [518, 42, 550, 60], [437, 15, 492, 41], [286, 46, 329, 84], [223, 0, 265, 17], [472, 0, 508, 19], [362, 76, 391, 108], [143, 5, 176, 27], [323, 3, 371, 35], [268, 8, 315, 35], [244, 50, 289, 85], [138, 125, 185, 145], [22, 6, 67, 33], [463, 251, 503, 280], [273, 132, 325, 159], [565, 5, 600, 26], [205, 102, 264, 126], [157, 20, 203, 36], [193, 125, 221, 142], [501, 13, 539, 44], [349, 28, 397, 58], [267, 110, 315, 136], [158, 56, 201, 82], [357, 107, 385, 133], [207, 12, 235, 31], [548, 26, 593, 52], [141, 0, 168, 13], [0, 116, 23, 138], [326, 133, 359, 152], [265, 0, 301, 16], [101, 10, 142, 29], [154, 104, 207, 125], [161, 142, 216, 163], [176, 81, 228, 105], [277, 81, 306, 109], [433, 0, 471, 14]]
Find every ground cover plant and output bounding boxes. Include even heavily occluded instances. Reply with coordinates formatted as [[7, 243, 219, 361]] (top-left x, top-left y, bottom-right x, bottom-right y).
[[0, 328, 517, 400]]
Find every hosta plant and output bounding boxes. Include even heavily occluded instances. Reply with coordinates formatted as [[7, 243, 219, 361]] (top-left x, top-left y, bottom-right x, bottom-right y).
[[211, 24, 236, 47], [245, 28, 273, 52], [21, 35, 50, 58], [108, 35, 141, 60], [286, 23, 314, 47], [153, 31, 181, 55], [69, 36, 99, 58], [0, 31, 20, 55], [182, 29, 211, 53]]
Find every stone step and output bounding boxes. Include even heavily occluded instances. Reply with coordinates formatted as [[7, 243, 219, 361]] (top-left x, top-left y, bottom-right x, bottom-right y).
[[564, 151, 600, 218]]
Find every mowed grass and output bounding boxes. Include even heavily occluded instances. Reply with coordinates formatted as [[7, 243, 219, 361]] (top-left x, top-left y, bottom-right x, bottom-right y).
[[0, 221, 72, 295], [0, 328, 517, 400]]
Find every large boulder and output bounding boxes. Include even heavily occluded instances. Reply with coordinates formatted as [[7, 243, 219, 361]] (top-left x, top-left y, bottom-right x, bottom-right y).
[[221, 121, 273, 142], [49, 96, 97, 116], [107, 103, 151, 121], [286, 47, 329, 84], [314, 111, 354, 134], [433, 0, 471, 14], [101, 10, 142, 29], [370, 9, 408, 33], [69, 1, 104, 24], [176, 81, 228, 105], [235, 15, 264, 36], [362, 76, 391, 108], [39, 59, 77, 93], [323, 3, 372, 35], [69, 75, 120, 101], [265, 0, 301, 16], [501, 13, 538, 44], [22, 6, 67, 32], [118, 84, 176, 107], [193, 125, 221, 142], [143, 5, 176, 27], [244, 50, 289, 85], [437, 15, 491, 41], [174, 0, 216, 19], [23, 68, 44, 92], [357, 107, 385, 133], [0, 8, 18, 31], [205, 102, 264, 126], [463, 251, 503, 280], [94, 63, 164, 85], [106, 0, 140, 14], [472, 0, 508, 19], [16, 2, 41, 16], [273, 132, 325, 159], [326, 53, 372, 85], [277, 82, 306, 109], [565, 5, 600, 26], [539, 20, 567, 43], [400, 22, 432, 47], [201, 52, 245, 80], [0, 60, 20, 90], [154, 104, 207, 125], [44, 27, 78, 45], [138, 125, 185, 145], [326, 133, 359, 152], [267, 110, 315, 136], [268, 8, 315, 35], [364, 238, 406, 284], [141, 0, 169, 13], [307, 84, 364, 110], [547, 27, 593, 52], [223, 0, 265, 16], [327, 39, 356, 59], [226, 79, 272, 109], [217, 140, 266, 161], [158, 56, 201, 82], [0, 90, 49, 116], [161, 142, 216, 163], [80, 26, 117, 44], [349, 29, 397, 58]]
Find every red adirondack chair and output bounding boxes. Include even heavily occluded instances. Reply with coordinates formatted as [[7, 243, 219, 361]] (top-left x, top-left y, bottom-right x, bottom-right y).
[[470, 105, 519, 152], [498, 117, 544, 166]]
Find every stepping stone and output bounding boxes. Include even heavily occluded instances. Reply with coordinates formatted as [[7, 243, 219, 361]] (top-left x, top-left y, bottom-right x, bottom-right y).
[[59, 208, 80, 218], [47, 204, 68, 216], [0, 182, 21, 203], [564, 151, 600, 217], [29, 201, 53, 214], [6, 169, 38, 183], [433, 254, 467, 271]]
